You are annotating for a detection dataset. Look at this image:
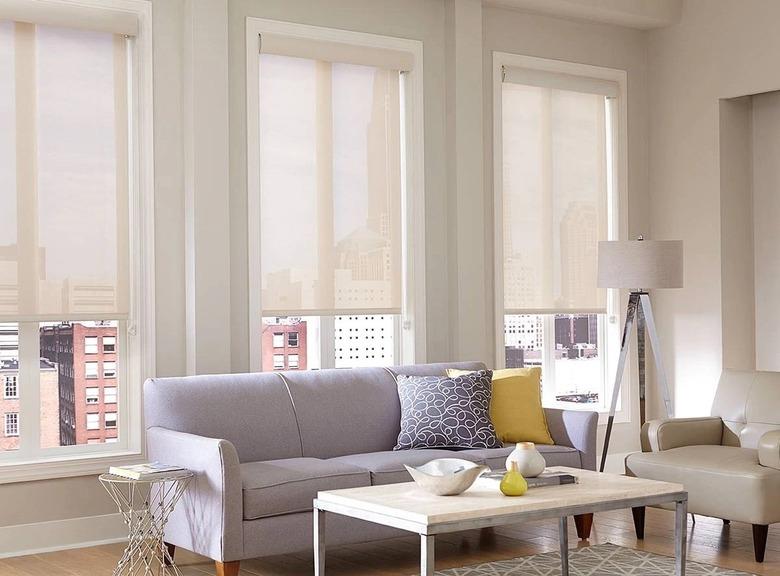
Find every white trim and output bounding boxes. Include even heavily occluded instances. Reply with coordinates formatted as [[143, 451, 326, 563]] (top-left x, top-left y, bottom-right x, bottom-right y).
[[0, 512, 126, 559], [0, 0, 154, 479], [491, 52, 630, 423], [245, 17, 426, 372]]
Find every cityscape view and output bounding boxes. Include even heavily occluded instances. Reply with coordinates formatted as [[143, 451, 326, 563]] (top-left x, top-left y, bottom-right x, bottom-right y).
[[0, 321, 118, 452]]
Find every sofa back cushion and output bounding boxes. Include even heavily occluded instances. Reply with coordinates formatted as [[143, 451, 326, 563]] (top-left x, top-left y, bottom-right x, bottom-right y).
[[144, 372, 302, 462], [712, 370, 780, 448], [281, 361, 486, 459]]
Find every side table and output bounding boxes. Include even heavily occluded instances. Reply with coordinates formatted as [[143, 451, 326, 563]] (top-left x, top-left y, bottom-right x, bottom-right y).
[[100, 470, 194, 576]]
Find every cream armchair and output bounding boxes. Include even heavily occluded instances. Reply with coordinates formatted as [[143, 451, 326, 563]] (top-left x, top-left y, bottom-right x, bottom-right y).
[[625, 370, 780, 562]]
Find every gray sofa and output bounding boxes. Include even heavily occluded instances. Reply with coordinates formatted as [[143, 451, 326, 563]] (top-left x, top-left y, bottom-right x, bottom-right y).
[[144, 361, 598, 574]]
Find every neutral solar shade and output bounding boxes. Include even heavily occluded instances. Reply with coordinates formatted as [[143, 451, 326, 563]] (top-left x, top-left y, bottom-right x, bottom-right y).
[[0, 22, 130, 320], [597, 240, 684, 289], [501, 80, 609, 314], [258, 53, 402, 316]]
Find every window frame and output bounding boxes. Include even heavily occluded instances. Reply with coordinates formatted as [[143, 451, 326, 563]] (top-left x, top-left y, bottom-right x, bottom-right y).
[[0, 0, 155, 484], [4, 413, 19, 437], [492, 52, 631, 425], [85, 387, 100, 405], [3, 375, 18, 399], [245, 18, 426, 372], [84, 336, 98, 354]]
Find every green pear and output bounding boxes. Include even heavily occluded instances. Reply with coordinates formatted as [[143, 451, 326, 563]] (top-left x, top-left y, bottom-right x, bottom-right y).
[[500, 461, 528, 497]]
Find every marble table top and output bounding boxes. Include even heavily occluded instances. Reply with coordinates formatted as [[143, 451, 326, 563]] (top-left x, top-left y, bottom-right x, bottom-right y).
[[316, 466, 686, 527]]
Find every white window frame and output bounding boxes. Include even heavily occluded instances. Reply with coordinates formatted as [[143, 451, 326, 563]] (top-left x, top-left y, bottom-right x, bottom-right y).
[[3, 375, 18, 399], [85, 387, 100, 405], [103, 336, 116, 353], [288, 354, 299, 369], [86, 413, 100, 431], [492, 52, 631, 425], [0, 0, 155, 484], [272, 354, 285, 370], [246, 18, 426, 372], [104, 386, 117, 404], [4, 413, 19, 437], [84, 336, 98, 354], [103, 361, 117, 379], [272, 333, 284, 348], [105, 411, 117, 428]]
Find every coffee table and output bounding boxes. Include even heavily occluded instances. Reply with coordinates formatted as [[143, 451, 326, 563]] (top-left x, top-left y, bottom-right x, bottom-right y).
[[313, 466, 687, 576]]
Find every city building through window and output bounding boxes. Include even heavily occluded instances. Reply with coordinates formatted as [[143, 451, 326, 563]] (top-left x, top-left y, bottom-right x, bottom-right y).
[[3, 376, 18, 399], [86, 413, 100, 431], [85, 388, 100, 405], [84, 337, 98, 354], [4, 413, 19, 437]]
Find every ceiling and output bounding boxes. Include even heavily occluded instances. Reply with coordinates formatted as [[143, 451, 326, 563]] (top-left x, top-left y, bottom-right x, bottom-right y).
[[483, 0, 683, 30]]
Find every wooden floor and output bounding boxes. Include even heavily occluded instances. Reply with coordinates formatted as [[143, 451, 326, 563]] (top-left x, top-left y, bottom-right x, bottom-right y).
[[1, 508, 777, 575]]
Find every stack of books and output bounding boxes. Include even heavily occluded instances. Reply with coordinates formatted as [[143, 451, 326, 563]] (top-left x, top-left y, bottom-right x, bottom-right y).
[[484, 470, 577, 489], [108, 462, 186, 480]]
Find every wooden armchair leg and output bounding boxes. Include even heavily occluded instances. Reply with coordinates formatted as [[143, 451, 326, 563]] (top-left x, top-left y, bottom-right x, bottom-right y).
[[752, 524, 768, 563], [216, 560, 241, 576], [573, 513, 593, 539], [631, 506, 646, 539]]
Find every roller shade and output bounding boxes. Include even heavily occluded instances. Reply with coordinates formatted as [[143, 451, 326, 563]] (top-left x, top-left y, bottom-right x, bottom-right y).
[[260, 33, 414, 72], [503, 66, 618, 98], [501, 77, 610, 315], [0, 0, 138, 36], [0, 21, 130, 320], [258, 53, 402, 316]]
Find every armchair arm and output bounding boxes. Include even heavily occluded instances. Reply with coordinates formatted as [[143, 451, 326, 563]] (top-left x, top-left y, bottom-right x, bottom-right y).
[[544, 408, 598, 471], [758, 430, 780, 470], [146, 426, 243, 562], [641, 417, 723, 452]]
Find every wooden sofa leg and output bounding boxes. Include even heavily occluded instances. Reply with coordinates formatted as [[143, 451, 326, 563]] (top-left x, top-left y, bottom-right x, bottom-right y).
[[631, 506, 646, 539], [573, 513, 593, 539], [163, 542, 175, 566], [752, 524, 768, 563], [215, 560, 241, 576]]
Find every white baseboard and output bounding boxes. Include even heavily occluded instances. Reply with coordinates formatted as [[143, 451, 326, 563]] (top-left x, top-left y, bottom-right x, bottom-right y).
[[0, 512, 126, 559]]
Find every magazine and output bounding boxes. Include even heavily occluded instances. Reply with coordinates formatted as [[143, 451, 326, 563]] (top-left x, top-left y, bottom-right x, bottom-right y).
[[484, 470, 577, 489], [108, 462, 185, 480]]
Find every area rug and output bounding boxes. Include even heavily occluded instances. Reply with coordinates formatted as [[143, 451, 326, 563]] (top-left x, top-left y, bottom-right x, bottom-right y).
[[436, 543, 756, 575]]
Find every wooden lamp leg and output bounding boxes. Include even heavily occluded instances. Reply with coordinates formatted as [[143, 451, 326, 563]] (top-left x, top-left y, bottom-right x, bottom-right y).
[[216, 560, 241, 576]]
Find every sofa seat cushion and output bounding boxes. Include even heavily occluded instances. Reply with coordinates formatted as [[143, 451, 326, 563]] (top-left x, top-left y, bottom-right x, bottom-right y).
[[330, 449, 485, 485], [625, 445, 780, 525], [241, 458, 370, 520], [463, 444, 581, 470]]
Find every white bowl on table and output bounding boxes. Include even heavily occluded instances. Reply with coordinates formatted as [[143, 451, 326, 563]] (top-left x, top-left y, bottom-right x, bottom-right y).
[[405, 458, 489, 496]]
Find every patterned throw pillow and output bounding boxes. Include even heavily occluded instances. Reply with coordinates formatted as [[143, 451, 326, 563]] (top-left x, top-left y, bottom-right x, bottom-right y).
[[394, 370, 502, 450]]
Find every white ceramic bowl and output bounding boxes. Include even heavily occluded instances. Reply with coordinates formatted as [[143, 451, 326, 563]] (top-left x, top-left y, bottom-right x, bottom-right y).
[[405, 458, 489, 496]]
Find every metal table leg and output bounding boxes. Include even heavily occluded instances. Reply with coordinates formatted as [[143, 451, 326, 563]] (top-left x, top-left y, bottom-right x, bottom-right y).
[[421, 534, 434, 576], [559, 516, 569, 576], [314, 508, 326, 575], [675, 499, 688, 576]]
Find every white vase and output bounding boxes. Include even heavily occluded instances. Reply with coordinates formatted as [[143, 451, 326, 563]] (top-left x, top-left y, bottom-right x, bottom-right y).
[[505, 442, 546, 478]]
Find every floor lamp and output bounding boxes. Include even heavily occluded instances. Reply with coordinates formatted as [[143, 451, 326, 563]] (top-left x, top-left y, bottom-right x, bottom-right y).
[[597, 237, 684, 472]]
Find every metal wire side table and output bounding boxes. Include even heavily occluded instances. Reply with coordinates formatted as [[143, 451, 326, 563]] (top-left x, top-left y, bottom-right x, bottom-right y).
[[100, 470, 194, 576]]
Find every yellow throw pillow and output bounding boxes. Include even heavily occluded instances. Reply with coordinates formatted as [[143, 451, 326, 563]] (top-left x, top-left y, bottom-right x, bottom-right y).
[[447, 367, 554, 445]]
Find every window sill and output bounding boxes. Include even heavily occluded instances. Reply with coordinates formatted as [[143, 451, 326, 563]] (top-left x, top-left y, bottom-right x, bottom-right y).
[[0, 449, 145, 484]]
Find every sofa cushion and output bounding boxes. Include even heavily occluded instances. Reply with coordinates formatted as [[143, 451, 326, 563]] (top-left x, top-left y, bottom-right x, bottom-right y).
[[331, 449, 485, 485], [625, 445, 780, 525], [463, 444, 581, 470], [241, 458, 370, 520], [395, 371, 502, 450]]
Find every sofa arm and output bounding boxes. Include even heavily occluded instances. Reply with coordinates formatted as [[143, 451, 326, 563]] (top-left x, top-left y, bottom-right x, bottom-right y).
[[146, 426, 243, 562], [544, 408, 598, 471], [758, 430, 780, 470], [640, 417, 723, 452]]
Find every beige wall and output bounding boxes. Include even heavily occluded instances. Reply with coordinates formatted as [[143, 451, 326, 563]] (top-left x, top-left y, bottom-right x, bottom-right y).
[[646, 0, 780, 417]]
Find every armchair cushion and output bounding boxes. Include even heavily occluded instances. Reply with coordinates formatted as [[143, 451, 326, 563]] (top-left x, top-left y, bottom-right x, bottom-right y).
[[626, 445, 780, 525], [241, 458, 370, 520], [641, 416, 723, 452], [758, 430, 780, 470]]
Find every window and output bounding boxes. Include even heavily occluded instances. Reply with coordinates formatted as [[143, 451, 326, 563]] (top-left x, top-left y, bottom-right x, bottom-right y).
[[85, 387, 100, 404], [272, 333, 284, 348], [104, 387, 117, 404], [105, 412, 117, 428], [495, 55, 623, 412], [85, 362, 99, 380], [288, 354, 299, 369], [103, 336, 116, 353], [0, 1, 153, 477], [247, 20, 425, 372], [84, 337, 98, 354], [103, 361, 117, 379], [86, 413, 100, 430], [272, 354, 285, 370], [3, 376, 18, 399], [4, 413, 19, 437]]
